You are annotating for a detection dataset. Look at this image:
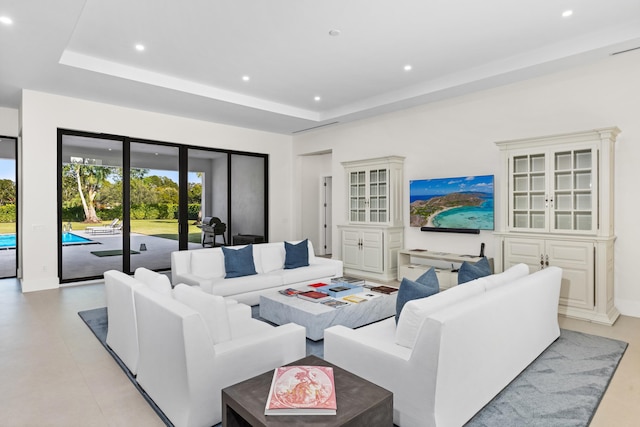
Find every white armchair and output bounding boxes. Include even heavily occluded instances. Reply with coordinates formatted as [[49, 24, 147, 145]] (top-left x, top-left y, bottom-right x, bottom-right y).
[[134, 283, 306, 427], [104, 268, 171, 375]]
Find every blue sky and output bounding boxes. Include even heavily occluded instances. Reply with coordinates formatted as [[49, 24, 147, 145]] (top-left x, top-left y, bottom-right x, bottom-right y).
[[0, 159, 15, 181], [150, 170, 200, 183], [410, 175, 494, 196]]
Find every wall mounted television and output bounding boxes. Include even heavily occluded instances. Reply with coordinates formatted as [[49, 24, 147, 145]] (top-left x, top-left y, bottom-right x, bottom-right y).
[[409, 175, 494, 234]]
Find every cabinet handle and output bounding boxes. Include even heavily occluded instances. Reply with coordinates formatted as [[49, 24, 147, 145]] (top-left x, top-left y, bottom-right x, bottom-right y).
[[540, 254, 545, 270], [545, 195, 549, 208], [545, 254, 549, 267]]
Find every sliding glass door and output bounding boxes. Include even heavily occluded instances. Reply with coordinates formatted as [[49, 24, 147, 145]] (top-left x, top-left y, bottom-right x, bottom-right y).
[[129, 142, 181, 272], [59, 129, 269, 283], [60, 132, 124, 282]]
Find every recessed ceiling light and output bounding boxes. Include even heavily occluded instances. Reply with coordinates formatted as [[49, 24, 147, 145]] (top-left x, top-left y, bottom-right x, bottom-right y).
[[242, 75, 250, 82], [135, 44, 145, 51], [328, 29, 341, 37], [562, 10, 573, 18], [0, 16, 13, 25], [314, 96, 321, 102], [404, 64, 413, 71]]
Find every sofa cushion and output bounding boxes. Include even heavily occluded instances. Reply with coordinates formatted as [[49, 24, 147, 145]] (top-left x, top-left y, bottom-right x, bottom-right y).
[[395, 268, 439, 323], [172, 284, 232, 345], [458, 257, 492, 284], [191, 249, 225, 279], [483, 263, 529, 291], [279, 263, 337, 285], [134, 267, 172, 294], [395, 279, 486, 349], [209, 273, 283, 297], [260, 243, 285, 273], [284, 239, 310, 269], [222, 245, 257, 278]]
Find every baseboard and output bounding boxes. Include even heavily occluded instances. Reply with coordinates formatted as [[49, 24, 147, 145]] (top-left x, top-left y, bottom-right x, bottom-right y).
[[614, 298, 640, 318]]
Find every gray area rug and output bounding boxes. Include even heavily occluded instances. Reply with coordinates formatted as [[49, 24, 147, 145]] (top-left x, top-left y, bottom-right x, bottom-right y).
[[79, 307, 626, 427]]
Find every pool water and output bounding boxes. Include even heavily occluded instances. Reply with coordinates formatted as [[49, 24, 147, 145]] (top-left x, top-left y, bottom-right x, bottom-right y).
[[0, 233, 95, 248]]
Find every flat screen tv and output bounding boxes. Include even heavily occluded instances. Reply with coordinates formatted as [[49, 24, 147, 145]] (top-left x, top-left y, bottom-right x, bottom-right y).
[[409, 175, 494, 233]]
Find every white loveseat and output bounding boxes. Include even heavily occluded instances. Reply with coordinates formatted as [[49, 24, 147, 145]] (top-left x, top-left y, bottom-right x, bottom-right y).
[[134, 283, 306, 427], [324, 264, 562, 427], [171, 240, 343, 305]]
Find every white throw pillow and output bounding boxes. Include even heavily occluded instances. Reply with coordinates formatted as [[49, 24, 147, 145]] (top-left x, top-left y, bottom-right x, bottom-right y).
[[173, 284, 232, 345], [134, 267, 172, 295], [191, 250, 225, 278], [483, 263, 530, 291], [395, 281, 486, 349], [261, 244, 285, 273]]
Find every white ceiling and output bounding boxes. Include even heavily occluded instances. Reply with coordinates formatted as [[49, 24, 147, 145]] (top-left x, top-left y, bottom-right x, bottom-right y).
[[1, 0, 639, 135]]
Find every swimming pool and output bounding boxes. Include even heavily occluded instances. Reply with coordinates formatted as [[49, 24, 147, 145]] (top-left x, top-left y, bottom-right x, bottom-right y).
[[0, 233, 95, 248]]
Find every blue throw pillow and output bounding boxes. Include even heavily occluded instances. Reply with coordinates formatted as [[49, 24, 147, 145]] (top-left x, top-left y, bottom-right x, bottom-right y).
[[395, 267, 439, 323], [458, 257, 491, 284], [284, 239, 309, 269], [222, 244, 257, 278]]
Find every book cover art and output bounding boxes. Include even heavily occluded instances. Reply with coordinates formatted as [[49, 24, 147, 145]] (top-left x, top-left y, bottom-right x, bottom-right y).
[[342, 294, 367, 303], [297, 290, 331, 302], [265, 365, 337, 415], [321, 299, 349, 308], [308, 282, 328, 288], [370, 285, 399, 295], [279, 288, 301, 296]]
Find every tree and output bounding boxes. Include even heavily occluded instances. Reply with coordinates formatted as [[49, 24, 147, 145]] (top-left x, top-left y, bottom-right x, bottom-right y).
[[65, 163, 114, 223], [0, 179, 16, 205]]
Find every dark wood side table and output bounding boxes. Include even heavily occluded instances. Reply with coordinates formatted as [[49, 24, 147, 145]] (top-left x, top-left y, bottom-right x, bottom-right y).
[[222, 355, 393, 426]]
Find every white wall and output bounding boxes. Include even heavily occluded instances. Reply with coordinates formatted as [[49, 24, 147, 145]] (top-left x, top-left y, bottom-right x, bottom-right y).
[[20, 90, 293, 291], [0, 107, 19, 136], [292, 50, 640, 318]]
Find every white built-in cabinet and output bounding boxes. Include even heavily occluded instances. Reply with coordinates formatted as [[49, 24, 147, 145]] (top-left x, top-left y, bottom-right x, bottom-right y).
[[495, 128, 619, 325], [338, 156, 404, 281]]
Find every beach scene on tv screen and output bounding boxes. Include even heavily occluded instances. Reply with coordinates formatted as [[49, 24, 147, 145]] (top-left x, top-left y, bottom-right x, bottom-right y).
[[409, 175, 494, 229]]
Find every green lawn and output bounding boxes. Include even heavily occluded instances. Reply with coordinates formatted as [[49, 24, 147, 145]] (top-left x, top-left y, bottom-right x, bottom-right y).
[[62, 219, 202, 244]]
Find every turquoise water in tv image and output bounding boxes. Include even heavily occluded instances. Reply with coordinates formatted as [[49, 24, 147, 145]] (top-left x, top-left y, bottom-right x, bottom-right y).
[[431, 198, 494, 230]]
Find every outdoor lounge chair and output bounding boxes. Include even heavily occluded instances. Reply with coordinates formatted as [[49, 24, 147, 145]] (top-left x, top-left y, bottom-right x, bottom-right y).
[[86, 218, 121, 235]]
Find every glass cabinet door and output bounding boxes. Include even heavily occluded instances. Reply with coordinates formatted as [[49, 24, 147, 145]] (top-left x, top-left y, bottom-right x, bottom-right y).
[[348, 167, 390, 223], [511, 152, 547, 230], [552, 148, 596, 232], [349, 171, 366, 222], [510, 147, 597, 233], [368, 168, 388, 223]]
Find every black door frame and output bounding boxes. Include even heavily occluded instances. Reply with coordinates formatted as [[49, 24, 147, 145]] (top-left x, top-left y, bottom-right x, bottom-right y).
[[57, 128, 269, 282], [0, 135, 18, 279]]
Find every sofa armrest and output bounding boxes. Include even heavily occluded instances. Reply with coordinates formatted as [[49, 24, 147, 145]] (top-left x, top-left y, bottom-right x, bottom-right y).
[[213, 322, 307, 387], [173, 273, 215, 292], [310, 257, 344, 277], [226, 302, 251, 321], [325, 322, 432, 427]]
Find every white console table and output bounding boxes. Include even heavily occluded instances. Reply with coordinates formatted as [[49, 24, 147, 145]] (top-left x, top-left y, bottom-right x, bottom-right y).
[[397, 249, 493, 290]]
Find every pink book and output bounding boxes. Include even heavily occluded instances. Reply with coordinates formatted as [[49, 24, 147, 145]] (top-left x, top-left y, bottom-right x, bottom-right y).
[[264, 365, 337, 415]]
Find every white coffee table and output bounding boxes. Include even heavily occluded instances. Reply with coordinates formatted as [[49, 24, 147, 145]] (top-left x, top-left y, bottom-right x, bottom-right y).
[[259, 285, 397, 341]]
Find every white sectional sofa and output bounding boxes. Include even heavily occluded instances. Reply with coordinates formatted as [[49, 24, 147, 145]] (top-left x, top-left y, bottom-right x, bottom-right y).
[[171, 240, 343, 305], [324, 264, 562, 427]]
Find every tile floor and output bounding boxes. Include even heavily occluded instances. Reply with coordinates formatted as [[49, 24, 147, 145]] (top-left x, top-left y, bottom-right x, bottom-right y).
[[0, 278, 637, 426]]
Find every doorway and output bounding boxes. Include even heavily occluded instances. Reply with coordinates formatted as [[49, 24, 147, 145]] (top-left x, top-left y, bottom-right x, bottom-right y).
[[0, 136, 17, 278]]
